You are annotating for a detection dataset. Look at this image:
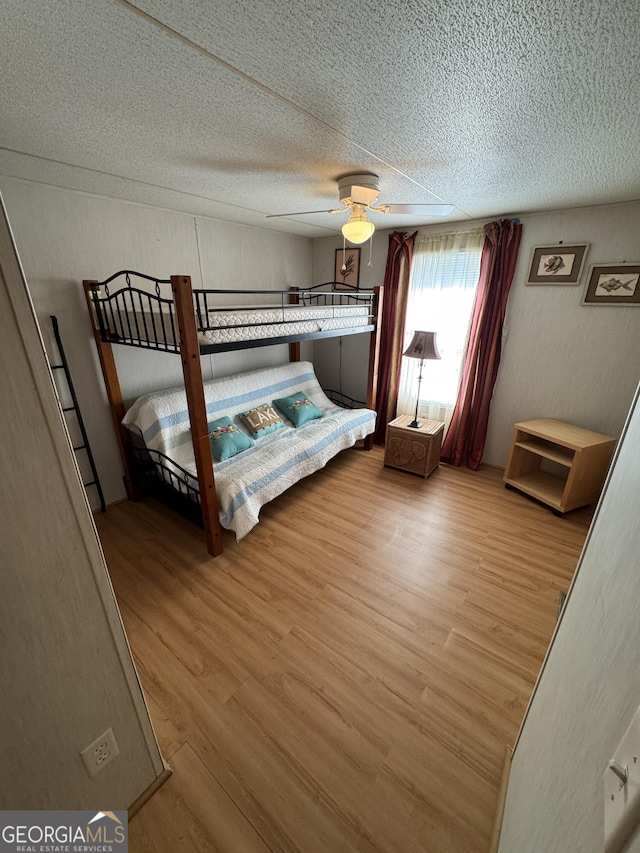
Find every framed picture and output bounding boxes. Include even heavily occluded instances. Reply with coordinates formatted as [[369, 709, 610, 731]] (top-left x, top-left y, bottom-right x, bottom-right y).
[[526, 243, 589, 285], [335, 248, 360, 289], [582, 263, 640, 306]]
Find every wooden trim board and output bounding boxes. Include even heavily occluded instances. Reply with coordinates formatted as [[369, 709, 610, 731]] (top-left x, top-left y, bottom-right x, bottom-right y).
[[128, 766, 173, 819], [489, 746, 513, 853]]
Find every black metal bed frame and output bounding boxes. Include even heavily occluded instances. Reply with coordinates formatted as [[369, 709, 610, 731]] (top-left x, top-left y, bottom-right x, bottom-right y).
[[85, 268, 382, 556], [128, 444, 204, 526], [324, 390, 366, 409], [88, 270, 376, 355], [90, 270, 177, 353]]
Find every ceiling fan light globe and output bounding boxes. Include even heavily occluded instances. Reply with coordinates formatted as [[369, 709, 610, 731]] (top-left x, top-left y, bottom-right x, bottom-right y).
[[342, 219, 375, 243], [341, 206, 375, 244]]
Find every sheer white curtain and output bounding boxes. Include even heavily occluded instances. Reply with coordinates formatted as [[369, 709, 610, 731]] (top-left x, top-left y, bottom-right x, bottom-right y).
[[398, 229, 484, 433]]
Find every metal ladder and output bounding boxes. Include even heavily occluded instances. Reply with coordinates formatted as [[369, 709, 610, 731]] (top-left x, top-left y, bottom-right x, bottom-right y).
[[49, 315, 106, 513]]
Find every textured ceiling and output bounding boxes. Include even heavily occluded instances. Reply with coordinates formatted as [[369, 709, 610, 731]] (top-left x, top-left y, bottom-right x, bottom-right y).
[[1, 0, 640, 237]]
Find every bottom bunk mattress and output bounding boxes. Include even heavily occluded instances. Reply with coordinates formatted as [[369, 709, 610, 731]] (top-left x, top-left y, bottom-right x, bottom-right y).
[[122, 360, 375, 540]]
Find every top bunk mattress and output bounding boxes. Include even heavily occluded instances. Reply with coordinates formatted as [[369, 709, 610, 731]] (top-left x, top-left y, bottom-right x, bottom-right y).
[[198, 303, 370, 346], [96, 299, 371, 351]]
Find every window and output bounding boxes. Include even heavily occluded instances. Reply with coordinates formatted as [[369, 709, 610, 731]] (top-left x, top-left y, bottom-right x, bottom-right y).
[[398, 230, 484, 432]]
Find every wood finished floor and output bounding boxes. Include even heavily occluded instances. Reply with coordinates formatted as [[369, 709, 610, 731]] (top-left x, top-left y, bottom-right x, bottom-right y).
[[96, 447, 592, 853]]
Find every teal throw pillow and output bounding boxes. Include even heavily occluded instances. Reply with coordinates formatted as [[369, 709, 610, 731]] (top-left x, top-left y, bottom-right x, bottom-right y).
[[273, 391, 323, 427], [208, 416, 254, 462]]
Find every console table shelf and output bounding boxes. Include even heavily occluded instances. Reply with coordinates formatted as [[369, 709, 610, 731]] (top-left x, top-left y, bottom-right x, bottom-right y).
[[513, 438, 573, 467], [504, 418, 616, 513]]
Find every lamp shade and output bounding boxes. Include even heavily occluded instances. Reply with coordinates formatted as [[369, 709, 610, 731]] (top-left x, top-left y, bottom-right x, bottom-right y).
[[403, 331, 440, 360], [341, 207, 375, 244]]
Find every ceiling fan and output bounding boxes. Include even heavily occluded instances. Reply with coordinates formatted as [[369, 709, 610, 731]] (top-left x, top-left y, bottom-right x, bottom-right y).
[[266, 173, 454, 244]]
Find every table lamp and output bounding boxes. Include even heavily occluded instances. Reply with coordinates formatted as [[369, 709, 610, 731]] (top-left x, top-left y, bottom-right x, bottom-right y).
[[402, 331, 440, 428]]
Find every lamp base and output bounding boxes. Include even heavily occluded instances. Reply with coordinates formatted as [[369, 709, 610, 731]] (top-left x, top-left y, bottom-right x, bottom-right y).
[[408, 358, 424, 431]]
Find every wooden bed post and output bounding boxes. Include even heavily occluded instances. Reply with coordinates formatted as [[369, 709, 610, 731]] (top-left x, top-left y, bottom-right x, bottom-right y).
[[364, 285, 383, 451], [171, 275, 223, 558], [288, 286, 301, 362], [83, 280, 141, 500]]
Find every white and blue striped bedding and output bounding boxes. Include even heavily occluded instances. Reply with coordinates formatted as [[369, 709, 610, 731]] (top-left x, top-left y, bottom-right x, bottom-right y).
[[122, 361, 375, 540]]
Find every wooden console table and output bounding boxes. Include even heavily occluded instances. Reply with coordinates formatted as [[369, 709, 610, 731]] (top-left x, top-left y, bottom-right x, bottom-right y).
[[503, 418, 616, 513]]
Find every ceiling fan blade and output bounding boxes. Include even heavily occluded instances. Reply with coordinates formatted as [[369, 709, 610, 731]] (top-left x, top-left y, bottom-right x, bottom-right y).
[[265, 208, 346, 218], [380, 204, 455, 216]]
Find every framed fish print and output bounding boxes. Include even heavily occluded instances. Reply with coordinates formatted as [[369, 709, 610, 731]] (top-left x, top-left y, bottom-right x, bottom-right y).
[[526, 243, 589, 285], [582, 263, 640, 306]]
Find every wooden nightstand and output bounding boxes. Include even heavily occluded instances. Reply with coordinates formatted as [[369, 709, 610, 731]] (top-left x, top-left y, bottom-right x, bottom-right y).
[[384, 415, 445, 478]]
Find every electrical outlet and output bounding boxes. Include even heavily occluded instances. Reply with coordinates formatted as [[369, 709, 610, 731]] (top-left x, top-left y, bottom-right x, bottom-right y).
[[80, 728, 120, 778], [604, 706, 640, 852]]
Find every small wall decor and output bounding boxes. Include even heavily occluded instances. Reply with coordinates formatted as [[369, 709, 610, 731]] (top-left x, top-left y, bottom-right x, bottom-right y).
[[582, 263, 640, 306], [335, 247, 360, 289], [526, 243, 589, 285]]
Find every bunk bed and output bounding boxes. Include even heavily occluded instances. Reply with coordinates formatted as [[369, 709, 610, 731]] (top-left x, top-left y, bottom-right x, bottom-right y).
[[84, 271, 383, 557]]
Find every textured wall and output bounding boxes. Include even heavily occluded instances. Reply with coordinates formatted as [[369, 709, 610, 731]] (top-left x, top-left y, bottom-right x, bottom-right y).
[[312, 238, 388, 404], [313, 200, 640, 461], [498, 384, 640, 853], [486, 202, 640, 464], [0, 197, 164, 808], [0, 178, 312, 506]]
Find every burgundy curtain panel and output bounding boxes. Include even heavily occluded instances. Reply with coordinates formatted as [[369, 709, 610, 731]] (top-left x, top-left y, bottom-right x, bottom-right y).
[[374, 231, 417, 445], [440, 218, 522, 469]]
